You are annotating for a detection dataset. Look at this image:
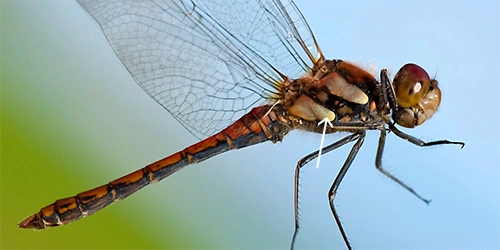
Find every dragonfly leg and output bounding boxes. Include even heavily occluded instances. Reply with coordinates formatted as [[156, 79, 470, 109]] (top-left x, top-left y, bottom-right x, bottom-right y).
[[375, 129, 432, 204], [377, 69, 396, 116], [291, 132, 362, 250], [327, 131, 365, 250], [389, 123, 465, 148]]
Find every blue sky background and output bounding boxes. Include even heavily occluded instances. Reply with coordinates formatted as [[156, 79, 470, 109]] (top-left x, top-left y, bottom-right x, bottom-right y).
[[2, 0, 499, 249]]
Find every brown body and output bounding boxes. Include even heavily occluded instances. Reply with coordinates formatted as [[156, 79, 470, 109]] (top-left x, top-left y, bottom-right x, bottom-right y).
[[19, 105, 289, 229], [19, 59, 388, 229]]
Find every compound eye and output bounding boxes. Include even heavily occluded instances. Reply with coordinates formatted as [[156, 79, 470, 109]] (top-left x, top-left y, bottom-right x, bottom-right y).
[[393, 63, 431, 108]]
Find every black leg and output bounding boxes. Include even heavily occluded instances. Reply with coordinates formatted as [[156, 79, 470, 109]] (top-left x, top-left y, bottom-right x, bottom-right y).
[[291, 132, 361, 250], [327, 131, 365, 250], [375, 129, 431, 204], [389, 123, 465, 148], [380, 69, 398, 113]]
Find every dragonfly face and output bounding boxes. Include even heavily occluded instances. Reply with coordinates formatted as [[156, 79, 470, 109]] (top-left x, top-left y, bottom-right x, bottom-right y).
[[392, 63, 441, 128]]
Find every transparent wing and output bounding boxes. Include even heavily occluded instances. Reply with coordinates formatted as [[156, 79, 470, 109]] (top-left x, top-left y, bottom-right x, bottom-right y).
[[77, 0, 322, 139]]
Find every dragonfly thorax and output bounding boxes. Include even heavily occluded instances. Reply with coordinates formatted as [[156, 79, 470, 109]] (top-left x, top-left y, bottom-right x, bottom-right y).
[[280, 60, 386, 134]]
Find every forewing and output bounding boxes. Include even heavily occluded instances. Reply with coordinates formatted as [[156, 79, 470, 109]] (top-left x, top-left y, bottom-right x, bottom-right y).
[[77, 0, 321, 139]]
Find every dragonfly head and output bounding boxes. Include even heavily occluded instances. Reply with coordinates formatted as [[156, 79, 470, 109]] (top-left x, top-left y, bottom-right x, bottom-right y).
[[392, 63, 441, 128]]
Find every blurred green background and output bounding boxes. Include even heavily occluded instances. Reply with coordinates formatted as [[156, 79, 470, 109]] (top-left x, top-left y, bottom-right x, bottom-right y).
[[1, 1, 288, 248]]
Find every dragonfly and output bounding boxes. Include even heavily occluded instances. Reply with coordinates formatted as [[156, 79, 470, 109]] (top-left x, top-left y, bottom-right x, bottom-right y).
[[19, 0, 465, 249]]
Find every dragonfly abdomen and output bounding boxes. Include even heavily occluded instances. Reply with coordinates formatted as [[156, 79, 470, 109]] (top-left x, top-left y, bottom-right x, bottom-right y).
[[19, 105, 290, 230]]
